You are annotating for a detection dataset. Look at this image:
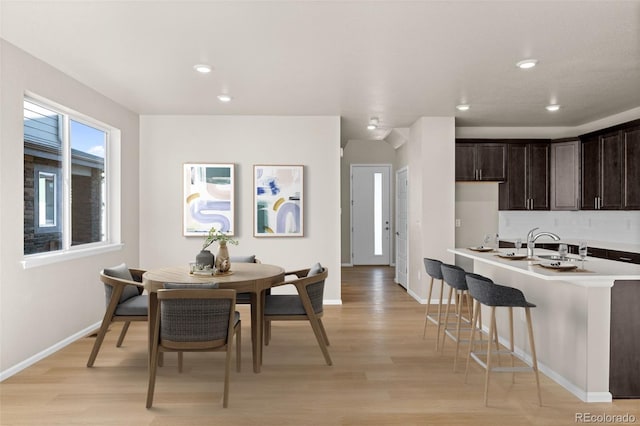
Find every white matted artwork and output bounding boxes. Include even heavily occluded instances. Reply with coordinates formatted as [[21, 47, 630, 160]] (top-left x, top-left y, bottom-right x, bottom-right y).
[[254, 165, 303, 237], [183, 163, 234, 236]]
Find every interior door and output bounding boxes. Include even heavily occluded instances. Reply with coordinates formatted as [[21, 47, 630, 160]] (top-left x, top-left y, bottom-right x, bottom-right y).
[[351, 165, 391, 265], [395, 167, 408, 288]]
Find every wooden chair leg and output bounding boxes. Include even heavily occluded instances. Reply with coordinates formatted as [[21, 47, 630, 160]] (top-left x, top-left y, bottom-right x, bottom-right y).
[[465, 300, 481, 384], [435, 279, 445, 351], [116, 321, 130, 347], [423, 277, 435, 338], [264, 319, 271, 345], [146, 316, 161, 409], [453, 291, 464, 372], [441, 285, 454, 351], [318, 318, 330, 346], [484, 306, 496, 407], [308, 316, 332, 366], [509, 307, 515, 383], [525, 307, 542, 406], [223, 337, 232, 408], [236, 321, 242, 373]]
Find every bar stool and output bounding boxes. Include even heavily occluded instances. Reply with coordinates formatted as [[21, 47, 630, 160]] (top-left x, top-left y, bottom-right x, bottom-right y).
[[439, 263, 474, 370], [422, 258, 446, 350], [464, 274, 542, 406]]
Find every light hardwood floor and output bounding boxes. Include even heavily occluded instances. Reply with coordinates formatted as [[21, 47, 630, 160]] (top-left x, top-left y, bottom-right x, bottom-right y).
[[1, 266, 638, 425]]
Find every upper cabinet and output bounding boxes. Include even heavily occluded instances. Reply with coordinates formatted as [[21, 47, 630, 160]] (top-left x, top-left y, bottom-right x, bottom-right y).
[[550, 140, 580, 210], [455, 142, 506, 181], [499, 142, 550, 210], [580, 121, 640, 210]]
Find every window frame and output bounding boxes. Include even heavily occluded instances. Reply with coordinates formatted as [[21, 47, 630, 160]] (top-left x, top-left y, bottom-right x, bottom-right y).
[[22, 93, 122, 269]]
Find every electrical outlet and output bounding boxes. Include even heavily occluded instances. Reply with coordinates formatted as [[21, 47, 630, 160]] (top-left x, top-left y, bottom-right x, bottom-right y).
[[455, 219, 461, 228]]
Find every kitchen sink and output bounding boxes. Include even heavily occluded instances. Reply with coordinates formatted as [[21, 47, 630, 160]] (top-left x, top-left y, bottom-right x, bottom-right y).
[[537, 255, 577, 261]]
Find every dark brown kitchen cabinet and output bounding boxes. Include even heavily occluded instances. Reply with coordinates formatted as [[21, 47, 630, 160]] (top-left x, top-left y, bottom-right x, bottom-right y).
[[623, 126, 640, 209], [500, 142, 550, 210], [581, 121, 640, 210], [455, 142, 506, 181]]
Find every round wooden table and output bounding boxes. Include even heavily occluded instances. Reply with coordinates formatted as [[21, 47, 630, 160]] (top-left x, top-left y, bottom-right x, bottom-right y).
[[143, 262, 285, 373]]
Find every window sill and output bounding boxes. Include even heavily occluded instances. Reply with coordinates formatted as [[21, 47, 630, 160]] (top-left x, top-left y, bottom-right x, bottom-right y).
[[21, 243, 124, 269]]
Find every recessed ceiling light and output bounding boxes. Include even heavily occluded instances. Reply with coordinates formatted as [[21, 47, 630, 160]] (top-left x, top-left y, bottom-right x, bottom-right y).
[[193, 64, 212, 73], [516, 59, 538, 69], [217, 94, 232, 102], [456, 104, 470, 111], [367, 117, 379, 130], [367, 124, 377, 130], [546, 104, 561, 112]]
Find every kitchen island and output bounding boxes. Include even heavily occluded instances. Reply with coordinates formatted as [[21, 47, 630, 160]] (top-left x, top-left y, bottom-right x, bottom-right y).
[[450, 247, 640, 403]]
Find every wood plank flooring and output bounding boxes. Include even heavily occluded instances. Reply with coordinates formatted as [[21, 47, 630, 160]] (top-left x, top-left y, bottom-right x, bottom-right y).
[[1, 266, 638, 425]]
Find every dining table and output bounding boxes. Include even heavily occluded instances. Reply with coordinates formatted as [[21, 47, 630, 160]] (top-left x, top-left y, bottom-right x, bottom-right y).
[[142, 262, 285, 373]]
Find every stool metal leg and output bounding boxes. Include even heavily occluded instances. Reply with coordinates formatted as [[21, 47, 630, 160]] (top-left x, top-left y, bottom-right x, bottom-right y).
[[464, 299, 481, 384], [440, 284, 454, 351], [509, 307, 515, 384]]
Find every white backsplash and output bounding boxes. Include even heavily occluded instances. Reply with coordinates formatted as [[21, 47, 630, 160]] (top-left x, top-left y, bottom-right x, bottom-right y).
[[499, 210, 640, 245]]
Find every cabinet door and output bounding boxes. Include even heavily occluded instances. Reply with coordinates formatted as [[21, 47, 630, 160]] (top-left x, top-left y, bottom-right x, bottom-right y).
[[581, 135, 601, 210], [600, 131, 623, 209], [623, 127, 640, 209], [528, 143, 549, 210], [551, 141, 580, 210], [476, 144, 506, 181], [455, 144, 477, 181], [505, 144, 528, 209]]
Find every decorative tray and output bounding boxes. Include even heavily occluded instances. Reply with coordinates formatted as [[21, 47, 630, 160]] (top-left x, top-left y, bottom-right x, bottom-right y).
[[496, 252, 528, 260], [468, 246, 494, 252], [538, 261, 578, 270]]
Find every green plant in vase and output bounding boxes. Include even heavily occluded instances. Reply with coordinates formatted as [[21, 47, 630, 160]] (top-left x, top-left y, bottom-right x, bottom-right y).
[[202, 227, 238, 274]]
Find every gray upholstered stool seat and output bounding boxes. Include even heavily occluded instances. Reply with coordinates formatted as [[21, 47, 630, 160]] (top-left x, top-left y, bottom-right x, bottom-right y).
[[422, 258, 447, 350], [464, 274, 542, 406], [439, 263, 475, 370]]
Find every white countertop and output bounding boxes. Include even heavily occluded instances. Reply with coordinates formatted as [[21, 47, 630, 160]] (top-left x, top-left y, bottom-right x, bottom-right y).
[[450, 247, 640, 287]]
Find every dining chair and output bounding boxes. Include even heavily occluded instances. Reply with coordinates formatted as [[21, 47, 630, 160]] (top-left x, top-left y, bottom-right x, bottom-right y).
[[263, 263, 331, 365], [229, 255, 260, 305], [87, 263, 148, 367], [146, 288, 241, 408]]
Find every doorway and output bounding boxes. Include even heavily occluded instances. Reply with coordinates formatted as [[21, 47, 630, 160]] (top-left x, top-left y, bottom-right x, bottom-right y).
[[350, 164, 391, 265]]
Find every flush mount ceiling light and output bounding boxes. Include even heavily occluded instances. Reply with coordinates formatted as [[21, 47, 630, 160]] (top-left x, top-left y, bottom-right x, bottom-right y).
[[516, 59, 538, 69], [546, 104, 561, 112], [456, 104, 470, 111], [193, 64, 212, 73], [367, 117, 379, 130], [217, 94, 232, 102]]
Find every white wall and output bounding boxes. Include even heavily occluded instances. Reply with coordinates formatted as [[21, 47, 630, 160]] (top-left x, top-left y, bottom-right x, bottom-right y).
[[399, 117, 456, 301], [0, 40, 140, 375], [139, 115, 342, 302], [455, 182, 499, 271]]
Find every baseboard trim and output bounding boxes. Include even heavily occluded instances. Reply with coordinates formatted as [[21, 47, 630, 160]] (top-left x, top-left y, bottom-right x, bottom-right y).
[[0, 322, 100, 382]]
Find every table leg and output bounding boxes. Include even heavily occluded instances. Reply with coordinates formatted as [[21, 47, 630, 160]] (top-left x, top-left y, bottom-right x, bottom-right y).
[[250, 293, 261, 373]]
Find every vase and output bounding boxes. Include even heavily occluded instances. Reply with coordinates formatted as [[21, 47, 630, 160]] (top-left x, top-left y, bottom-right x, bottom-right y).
[[215, 242, 231, 273], [195, 249, 214, 270]]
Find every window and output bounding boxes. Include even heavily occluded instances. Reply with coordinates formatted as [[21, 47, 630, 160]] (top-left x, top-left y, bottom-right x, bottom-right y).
[[24, 97, 112, 257]]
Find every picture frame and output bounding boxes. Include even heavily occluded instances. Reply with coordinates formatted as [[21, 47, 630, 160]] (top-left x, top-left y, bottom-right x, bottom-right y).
[[254, 165, 303, 237], [183, 163, 235, 236]]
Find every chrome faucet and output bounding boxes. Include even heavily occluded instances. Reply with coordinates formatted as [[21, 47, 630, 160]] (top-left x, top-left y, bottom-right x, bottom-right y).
[[526, 227, 561, 258]]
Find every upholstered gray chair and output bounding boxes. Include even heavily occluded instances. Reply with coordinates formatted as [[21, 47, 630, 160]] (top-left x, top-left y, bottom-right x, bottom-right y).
[[263, 264, 331, 365], [146, 287, 241, 408], [464, 274, 541, 406], [422, 258, 446, 349], [87, 263, 148, 367]]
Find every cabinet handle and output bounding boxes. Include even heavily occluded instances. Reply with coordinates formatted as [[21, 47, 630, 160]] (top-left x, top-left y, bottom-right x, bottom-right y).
[[594, 197, 598, 209], [619, 257, 632, 262], [479, 169, 482, 180], [531, 198, 534, 210]]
